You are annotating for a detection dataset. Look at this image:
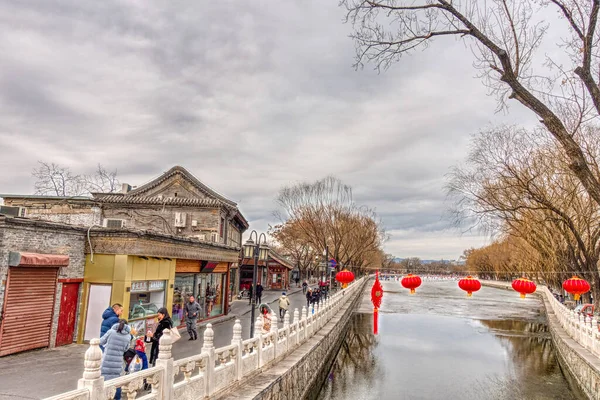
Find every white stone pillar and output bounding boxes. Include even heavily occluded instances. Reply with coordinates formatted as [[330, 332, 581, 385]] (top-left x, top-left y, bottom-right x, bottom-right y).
[[155, 328, 174, 400], [231, 319, 244, 381], [293, 308, 300, 347], [315, 302, 320, 331], [254, 316, 264, 368], [301, 306, 308, 343], [77, 338, 105, 400], [270, 311, 278, 361], [202, 323, 216, 397], [283, 311, 290, 355]]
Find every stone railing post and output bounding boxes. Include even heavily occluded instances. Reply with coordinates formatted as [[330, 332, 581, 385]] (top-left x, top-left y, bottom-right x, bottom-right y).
[[254, 316, 264, 368], [270, 311, 278, 361], [301, 306, 308, 343], [293, 308, 300, 347], [231, 319, 244, 381], [315, 302, 320, 330], [77, 338, 105, 400], [155, 328, 174, 400], [202, 323, 216, 397], [283, 311, 290, 354]]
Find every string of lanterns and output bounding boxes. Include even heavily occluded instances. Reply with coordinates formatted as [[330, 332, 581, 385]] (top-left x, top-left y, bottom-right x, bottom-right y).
[[334, 270, 592, 301], [334, 269, 592, 337]]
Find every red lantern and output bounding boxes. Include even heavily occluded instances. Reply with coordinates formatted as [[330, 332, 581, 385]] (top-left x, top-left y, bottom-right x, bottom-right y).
[[512, 277, 536, 299], [371, 271, 383, 335], [401, 274, 422, 294], [563, 276, 590, 301], [458, 276, 481, 297], [335, 269, 355, 289]]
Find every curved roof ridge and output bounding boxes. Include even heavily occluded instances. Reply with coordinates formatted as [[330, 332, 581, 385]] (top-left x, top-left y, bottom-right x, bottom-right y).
[[127, 166, 237, 206]]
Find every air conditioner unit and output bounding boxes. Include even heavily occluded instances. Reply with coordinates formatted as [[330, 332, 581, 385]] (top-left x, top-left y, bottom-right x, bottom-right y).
[[103, 218, 125, 228], [211, 232, 219, 243], [191, 220, 198, 227], [174, 212, 187, 227], [194, 234, 206, 241], [0, 206, 26, 217]]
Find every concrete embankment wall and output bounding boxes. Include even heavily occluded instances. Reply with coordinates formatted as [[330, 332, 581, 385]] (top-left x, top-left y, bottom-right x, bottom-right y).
[[217, 280, 369, 400], [482, 281, 597, 400]]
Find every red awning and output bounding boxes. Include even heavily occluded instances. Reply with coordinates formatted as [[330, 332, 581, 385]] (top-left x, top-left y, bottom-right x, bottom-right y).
[[200, 261, 218, 273], [8, 251, 69, 267]]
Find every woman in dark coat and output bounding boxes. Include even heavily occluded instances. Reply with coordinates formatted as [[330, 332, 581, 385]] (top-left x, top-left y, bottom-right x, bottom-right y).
[[147, 307, 173, 366]]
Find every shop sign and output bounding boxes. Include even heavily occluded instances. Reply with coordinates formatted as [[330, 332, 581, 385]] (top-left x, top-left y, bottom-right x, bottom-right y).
[[149, 280, 165, 291], [131, 281, 148, 293]]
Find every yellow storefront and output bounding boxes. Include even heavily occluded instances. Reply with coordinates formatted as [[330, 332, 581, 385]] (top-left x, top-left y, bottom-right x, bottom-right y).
[[77, 254, 176, 343]]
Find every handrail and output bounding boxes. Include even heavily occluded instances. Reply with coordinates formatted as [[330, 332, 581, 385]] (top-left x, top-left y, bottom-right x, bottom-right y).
[[42, 276, 368, 400]]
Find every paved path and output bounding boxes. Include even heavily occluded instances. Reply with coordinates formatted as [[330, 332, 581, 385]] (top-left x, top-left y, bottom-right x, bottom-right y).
[[0, 288, 310, 400]]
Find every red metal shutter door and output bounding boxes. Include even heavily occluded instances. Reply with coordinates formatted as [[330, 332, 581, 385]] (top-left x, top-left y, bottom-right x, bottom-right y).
[[55, 282, 79, 347], [0, 267, 58, 356]]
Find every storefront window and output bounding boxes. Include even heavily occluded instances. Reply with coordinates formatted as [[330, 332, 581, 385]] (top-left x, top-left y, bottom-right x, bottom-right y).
[[129, 280, 166, 333], [199, 273, 226, 318], [172, 274, 195, 327]]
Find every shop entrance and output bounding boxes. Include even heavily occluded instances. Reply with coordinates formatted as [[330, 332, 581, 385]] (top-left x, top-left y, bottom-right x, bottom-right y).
[[55, 282, 80, 346], [0, 267, 58, 356], [84, 284, 112, 341]]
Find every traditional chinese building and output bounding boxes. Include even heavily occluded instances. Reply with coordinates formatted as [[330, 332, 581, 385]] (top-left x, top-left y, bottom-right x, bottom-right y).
[[239, 249, 294, 291], [1, 166, 248, 343]]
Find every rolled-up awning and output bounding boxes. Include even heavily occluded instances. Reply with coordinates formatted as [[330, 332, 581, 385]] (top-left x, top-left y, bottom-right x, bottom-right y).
[[8, 251, 69, 267]]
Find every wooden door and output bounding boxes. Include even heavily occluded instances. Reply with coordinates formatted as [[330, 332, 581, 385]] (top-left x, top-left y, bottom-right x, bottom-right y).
[[55, 283, 79, 346], [0, 267, 58, 356]]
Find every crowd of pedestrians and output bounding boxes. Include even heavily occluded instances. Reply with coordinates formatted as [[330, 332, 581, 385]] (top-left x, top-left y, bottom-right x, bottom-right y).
[[304, 280, 330, 312], [96, 282, 322, 399]]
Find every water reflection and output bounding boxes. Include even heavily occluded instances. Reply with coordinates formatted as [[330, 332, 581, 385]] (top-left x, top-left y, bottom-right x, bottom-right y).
[[320, 285, 583, 400]]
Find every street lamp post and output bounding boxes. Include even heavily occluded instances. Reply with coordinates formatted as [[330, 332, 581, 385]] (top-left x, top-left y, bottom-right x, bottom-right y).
[[243, 231, 269, 337], [323, 245, 329, 285]]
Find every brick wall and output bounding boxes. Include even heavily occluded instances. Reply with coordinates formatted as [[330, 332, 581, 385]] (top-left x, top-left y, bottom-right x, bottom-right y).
[[102, 205, 230, 242], [0, 218, 86, 348]]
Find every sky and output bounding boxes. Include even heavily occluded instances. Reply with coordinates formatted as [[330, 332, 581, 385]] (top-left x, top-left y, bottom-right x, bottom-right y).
[[0, 1, 542, 260]]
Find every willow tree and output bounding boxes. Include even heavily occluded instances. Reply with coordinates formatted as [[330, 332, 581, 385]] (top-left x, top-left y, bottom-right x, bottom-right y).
[[274, 176, 387, 272], [343, 0, 600, 208], [448, 125, 600, 302]]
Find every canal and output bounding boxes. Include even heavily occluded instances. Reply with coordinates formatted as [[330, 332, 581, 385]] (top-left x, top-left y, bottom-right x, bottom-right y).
[[318, 280, 584, 400]]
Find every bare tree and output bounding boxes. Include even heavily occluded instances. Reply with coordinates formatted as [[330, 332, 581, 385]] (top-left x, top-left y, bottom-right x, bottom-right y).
[[343, 0, 600, 208], [32, 162, 86, 196], [83, 164, 120, 193], [274, 176, 387, 272], [32, 161, 120, 196], [448, 125, 600, 303]]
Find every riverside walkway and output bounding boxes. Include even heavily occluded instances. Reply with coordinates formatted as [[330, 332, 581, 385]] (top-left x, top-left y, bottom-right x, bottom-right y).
[[35, 278, 366, 400], [0, 288, 304, 399]]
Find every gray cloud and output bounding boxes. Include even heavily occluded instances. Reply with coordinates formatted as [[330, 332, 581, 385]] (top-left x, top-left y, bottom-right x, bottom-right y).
[[0, 1, 539, 259]]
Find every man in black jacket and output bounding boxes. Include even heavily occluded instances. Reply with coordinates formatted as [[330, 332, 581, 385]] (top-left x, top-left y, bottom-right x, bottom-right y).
[[255, 283, 264, 304]]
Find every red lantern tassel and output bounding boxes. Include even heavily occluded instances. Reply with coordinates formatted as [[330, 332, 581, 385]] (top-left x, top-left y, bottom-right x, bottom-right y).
[[374, 308, 378, 335]]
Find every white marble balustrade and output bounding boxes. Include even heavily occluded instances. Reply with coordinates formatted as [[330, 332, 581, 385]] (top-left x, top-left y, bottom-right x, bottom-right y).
[[542, 286, 600, 358], [43, 277, 366, 400]]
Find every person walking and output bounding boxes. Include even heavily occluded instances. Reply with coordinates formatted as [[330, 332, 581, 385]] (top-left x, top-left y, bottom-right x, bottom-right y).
[[295, 277, 300, 287], [100, 319, 132, 400], [255, 282, 264, 304], [184, 295, 201, 340], [278, 292, 290, 321], [100, 303, 123, 351], [306, 288, 312, 309], [248, 285, 253, 305], [146, 308, 173, 366], [302, 280, 308, 294]]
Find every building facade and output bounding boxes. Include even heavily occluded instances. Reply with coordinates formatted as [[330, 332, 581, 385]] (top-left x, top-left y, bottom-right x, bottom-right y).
[[238, 250, 294, 291], [1, 166, 248, 345], [0, 216, 85, 356]]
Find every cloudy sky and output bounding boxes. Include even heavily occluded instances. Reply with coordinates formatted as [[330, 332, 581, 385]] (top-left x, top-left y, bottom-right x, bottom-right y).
[[0, 1, 539, 260]]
